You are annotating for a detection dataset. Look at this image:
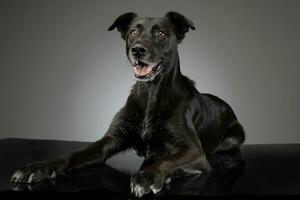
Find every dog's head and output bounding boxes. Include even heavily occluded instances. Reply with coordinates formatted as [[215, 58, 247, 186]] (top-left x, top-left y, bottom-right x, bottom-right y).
[[108, 12, 195, 81]]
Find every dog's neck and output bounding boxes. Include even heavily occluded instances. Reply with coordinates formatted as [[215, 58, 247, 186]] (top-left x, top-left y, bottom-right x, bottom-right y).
[[135, 50, 185, 112], [134, 50, 185, 143]]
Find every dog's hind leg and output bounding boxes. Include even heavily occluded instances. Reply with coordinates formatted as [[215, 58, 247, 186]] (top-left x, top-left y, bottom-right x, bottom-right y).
[[209, 121, 245, 173], [216, 121, 245, 152]]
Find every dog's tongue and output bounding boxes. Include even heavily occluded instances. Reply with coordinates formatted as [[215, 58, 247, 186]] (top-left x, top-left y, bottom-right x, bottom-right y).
[[134, 64, 154, 76]]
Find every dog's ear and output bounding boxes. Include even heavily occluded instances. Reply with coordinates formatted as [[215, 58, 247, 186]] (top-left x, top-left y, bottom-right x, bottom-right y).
[[108, 12, 138, 40], [164, 11, 195, 43]]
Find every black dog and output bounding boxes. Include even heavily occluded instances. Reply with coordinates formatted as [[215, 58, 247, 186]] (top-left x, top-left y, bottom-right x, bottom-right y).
[[10, 12, 245, 197]]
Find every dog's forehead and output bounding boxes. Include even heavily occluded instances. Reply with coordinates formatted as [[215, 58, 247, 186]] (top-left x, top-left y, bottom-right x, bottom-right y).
[[132, 17, 169, 29]]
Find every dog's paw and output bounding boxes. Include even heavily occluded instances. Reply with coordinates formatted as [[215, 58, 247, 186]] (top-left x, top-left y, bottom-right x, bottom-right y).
[[130, 170, 165, 197], [10, 159, 65, 184]]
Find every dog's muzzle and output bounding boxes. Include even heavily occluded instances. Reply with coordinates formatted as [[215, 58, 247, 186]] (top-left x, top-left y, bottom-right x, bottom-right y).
[[133, 60, 163, 81]]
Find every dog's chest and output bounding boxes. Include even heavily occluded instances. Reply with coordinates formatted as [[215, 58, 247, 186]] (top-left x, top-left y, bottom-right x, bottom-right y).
[[133, 112, 176, 158], [134, 129, 174, 158], [133, 86, 177, 157]]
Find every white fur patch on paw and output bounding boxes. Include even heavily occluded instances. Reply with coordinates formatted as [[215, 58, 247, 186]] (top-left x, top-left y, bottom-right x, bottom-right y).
[[132, 184, 151, 197], [135, 185, 144, 197], [28, 173, 35, 184], [11, 170, 23, 182], [165, 177, 172, 184], [150, 185, 161, 194], [51, 171, 56, 179]]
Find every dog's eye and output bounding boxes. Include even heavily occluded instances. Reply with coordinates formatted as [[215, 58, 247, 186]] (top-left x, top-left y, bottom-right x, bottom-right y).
[[158, 31, 166, 39], [131, 30, 138, 37]]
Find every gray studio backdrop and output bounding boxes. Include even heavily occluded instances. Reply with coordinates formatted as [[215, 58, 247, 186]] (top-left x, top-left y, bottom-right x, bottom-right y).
[[0, 0, 299, 144]]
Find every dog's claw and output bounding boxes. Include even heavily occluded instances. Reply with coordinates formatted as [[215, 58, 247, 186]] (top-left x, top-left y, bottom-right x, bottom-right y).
[[10, 170, 24, 183], [150, 185, 161, 194], [130, 170, 165, 197], [10, 159, 65, 186], [50, 171, 56, 179], [134, 184, 150, 197]]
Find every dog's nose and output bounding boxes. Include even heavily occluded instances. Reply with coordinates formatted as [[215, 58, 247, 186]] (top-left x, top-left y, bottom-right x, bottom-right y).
[[131, 44, 148, 57]]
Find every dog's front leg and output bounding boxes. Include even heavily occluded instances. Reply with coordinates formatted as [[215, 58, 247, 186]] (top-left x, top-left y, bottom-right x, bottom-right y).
[[62, 134, 125, 171], [11, 106, 137, 184], [10, 135, 122, 184], [130, 147, 211, 197]]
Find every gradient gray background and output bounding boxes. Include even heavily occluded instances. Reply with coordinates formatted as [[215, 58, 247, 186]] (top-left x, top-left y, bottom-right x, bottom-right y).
[[1, 0, 299, 144]]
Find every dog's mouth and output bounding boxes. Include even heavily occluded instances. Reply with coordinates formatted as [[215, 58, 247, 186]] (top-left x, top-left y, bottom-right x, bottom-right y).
[[133, 60, 163, 80]]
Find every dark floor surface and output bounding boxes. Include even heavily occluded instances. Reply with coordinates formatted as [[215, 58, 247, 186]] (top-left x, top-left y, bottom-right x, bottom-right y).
[[1, 138, 300, 199]]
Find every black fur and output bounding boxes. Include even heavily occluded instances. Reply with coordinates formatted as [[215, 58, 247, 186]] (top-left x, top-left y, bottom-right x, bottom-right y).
[[10, 11, 245, 197]]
